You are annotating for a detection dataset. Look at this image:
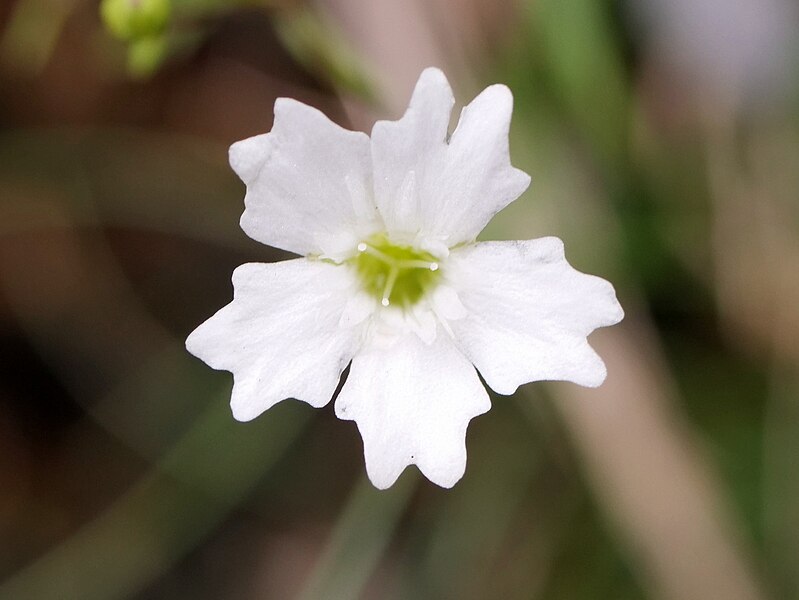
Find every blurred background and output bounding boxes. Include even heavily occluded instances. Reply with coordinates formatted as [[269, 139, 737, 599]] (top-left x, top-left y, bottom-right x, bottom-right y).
[[1, 0, 798, 598]]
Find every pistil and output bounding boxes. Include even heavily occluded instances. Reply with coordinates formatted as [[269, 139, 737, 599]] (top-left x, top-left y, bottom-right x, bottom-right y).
[[381, 266, 399, 306], [350, 234, 442, 308]]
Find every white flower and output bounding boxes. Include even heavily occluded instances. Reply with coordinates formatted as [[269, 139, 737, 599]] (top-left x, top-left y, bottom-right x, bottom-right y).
[[186, 68, 624, 490]]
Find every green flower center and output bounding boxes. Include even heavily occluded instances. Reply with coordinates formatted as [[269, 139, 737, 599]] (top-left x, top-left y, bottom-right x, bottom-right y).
[[349, 234, 442, 308]]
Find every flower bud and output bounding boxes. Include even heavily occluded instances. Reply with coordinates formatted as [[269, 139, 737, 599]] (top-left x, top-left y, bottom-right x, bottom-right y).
[[127, 35, 167, 77], [100, 0, 170, 41]]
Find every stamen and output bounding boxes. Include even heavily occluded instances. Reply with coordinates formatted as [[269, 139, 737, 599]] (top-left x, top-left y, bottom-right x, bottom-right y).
[[396, 259, 438, 270], [349, 234, 442, 308], [381, 266, 399, 306], [358, 243, 438, 272], [361, 243, 395, 264]]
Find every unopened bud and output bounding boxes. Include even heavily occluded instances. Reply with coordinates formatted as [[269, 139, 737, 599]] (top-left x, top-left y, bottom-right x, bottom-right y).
[[100, 0, 170, 41], [127, 35, 167, 77]]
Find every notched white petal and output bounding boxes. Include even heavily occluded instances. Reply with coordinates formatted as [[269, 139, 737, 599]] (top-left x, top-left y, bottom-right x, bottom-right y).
[[370, 70, 531, 246], [370, 68, 454, 235], [186, 259, 363, 421], [391, 67, 455, 140], [229, 133, 271, 183], [447, 238, 623, 395], [234, 97, 378, 258], [335, 330, 490, 489], [443, 83, 532, 227]]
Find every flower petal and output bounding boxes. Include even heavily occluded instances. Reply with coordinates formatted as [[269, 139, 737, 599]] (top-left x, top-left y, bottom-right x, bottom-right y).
[[447, 238, 624, 393], [232, 98, 379, 259], [370, 67, 531, 247], [186, 259, 364, 421], [335, 329, 490, 489]]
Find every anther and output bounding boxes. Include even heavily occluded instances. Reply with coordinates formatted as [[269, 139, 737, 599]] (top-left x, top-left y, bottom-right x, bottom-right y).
[[430, 263, 439, 271], [357, 242, 368, 252]]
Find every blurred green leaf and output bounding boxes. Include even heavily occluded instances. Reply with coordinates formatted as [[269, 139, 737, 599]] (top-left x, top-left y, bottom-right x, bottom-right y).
[[0, 0, 76, 74], [527, 0, 630, 169], [274, 8, 377, 101], [298, 473, 417, 600], [0, 389, 310, 600]]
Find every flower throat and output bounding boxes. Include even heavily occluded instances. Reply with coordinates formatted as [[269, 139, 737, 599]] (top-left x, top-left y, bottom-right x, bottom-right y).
[[350, 234, 441, 308]]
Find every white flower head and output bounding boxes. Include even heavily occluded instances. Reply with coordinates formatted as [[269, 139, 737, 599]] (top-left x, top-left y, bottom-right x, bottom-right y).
[[186, 68, 624, 490]]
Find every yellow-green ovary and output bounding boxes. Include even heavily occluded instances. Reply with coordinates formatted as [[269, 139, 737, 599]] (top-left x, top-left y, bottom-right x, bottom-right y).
[[350, 234, 441, 308]]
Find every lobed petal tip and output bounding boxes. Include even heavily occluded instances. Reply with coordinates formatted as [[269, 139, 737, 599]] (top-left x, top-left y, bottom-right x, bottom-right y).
[[184, 329, 201, 357], [482, 82, 514, 105], [459, 82, 515, 128], [420, 463, 466, 489], [273, 96, 294, 110], [366, 466, 403, 490], [273, 96, 310, 118], [184, 319, 221, 366], [230, 402, 261, 423], [583, 365, 609, 388], [570, 348, 610, 388], [409, 67, 454, 106], [491, 381, 521, 396], [418, 66, 448, 83], [514, 168, 533, 195], [238, 209, 264, 248], [229, 134, 272, 183]]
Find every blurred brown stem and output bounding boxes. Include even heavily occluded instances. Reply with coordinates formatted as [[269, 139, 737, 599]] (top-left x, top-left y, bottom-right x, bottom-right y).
[[547, 322, 766, 600]]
